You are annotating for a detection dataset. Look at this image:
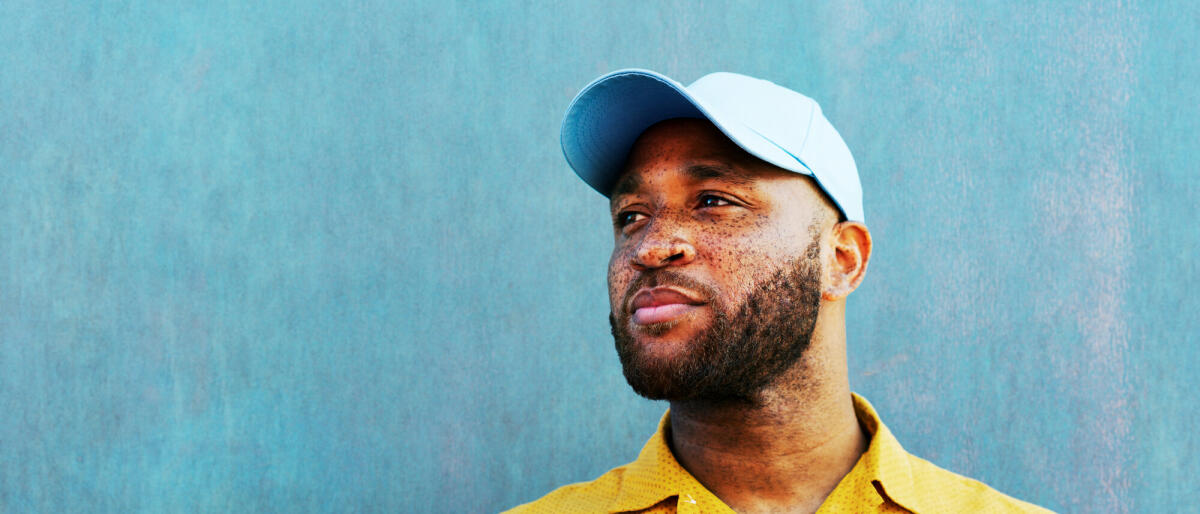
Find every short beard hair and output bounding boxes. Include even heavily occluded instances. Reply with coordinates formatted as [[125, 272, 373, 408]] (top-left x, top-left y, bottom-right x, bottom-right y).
[[609, 238, 823, 404]]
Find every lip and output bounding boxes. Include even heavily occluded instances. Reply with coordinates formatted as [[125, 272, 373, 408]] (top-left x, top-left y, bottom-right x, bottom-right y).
[[629, 287, 706, 325]]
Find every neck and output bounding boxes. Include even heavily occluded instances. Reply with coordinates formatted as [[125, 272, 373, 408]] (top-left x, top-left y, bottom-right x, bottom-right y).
[[666, 304, 866, 514]]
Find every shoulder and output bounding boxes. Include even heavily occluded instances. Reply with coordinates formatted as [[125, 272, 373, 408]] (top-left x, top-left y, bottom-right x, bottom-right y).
[[905, 454, 1054, 514], [504, 465, 629, 514]]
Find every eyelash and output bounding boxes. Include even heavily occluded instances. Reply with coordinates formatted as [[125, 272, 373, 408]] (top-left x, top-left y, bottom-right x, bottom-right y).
[[614, 194, 735, 228], [615, 211, 644, 227], [698, 194, 732, 208]]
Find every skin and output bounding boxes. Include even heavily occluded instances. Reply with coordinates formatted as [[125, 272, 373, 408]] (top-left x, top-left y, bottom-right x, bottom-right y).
[[606, 118, 874, 513]]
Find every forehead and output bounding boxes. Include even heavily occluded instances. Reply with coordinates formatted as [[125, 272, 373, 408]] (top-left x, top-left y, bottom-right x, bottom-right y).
[[609, 118, 795, 198]]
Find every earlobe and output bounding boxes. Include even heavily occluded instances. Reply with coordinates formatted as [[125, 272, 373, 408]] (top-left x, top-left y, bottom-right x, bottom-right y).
[[822, 221, 872, 301]]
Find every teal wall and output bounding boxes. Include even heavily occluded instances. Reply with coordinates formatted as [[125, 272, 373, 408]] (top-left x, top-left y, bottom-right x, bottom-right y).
[[2, 1, 1196, 512]]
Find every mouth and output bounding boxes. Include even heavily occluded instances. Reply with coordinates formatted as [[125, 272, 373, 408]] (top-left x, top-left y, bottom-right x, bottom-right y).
[[629, 287, 707, 326]]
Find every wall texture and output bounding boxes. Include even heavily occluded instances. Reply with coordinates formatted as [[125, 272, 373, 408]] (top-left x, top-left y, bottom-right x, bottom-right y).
[[2, 1, 1196, 512]]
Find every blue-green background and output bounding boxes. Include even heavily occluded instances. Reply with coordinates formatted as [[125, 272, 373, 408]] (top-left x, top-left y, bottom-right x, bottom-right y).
[[2, 1, 1196, 512]]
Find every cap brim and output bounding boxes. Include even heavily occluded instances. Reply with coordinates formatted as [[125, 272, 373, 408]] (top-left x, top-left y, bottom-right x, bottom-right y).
[[561, 69, 777, 197]]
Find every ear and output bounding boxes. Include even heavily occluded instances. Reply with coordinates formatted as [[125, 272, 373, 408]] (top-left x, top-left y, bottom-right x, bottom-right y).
[[822, 221, 872, 301]]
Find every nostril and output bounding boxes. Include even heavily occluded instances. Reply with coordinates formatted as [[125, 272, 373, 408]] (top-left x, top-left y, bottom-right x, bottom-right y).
[[633, 238, 694, 269]]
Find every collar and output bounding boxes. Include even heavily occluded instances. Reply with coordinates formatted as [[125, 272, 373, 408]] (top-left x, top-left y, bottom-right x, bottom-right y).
[[606, 393, 927, 513], [607, 412, 732, 512], [848, 393, 927, 513]]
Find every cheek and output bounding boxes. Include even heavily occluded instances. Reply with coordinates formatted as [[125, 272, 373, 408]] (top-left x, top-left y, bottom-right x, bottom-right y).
[[700, 239, 771, 291], [695, 218, 793, 293], [607, 250, 632, 310]]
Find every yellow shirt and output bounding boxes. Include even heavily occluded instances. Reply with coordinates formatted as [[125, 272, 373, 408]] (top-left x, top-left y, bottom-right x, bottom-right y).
[[507, 394, 1052, 513]]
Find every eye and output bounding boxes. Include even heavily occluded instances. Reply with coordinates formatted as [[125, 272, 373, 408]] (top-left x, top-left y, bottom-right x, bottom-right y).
[[615, 211, 647, 228], [698, 194, 732, 208]]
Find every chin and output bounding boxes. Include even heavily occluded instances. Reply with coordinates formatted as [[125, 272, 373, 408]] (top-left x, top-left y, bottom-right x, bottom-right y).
[[628, 338, 694, 366], [623, 320, 708, 355]]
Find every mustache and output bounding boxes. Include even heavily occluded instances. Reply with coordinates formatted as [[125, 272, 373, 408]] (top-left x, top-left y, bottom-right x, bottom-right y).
[[621, 270, 721, 313]]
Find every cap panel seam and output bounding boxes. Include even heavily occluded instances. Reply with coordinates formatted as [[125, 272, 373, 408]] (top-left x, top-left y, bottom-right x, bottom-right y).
[[798, 102, 817, 153]]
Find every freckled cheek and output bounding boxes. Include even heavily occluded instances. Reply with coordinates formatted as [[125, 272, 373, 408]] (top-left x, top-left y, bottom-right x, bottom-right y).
[[607, 249, 634, 310], [695, 231, 768, 261], [698, 216, 797, 256], [695, 233, 776, 289]]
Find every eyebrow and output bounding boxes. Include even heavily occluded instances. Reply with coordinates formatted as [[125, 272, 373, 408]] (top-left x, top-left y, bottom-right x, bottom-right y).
[[683, 163, 755, 185], [609, 163, 754, 204], [609, 172, 642, 200]]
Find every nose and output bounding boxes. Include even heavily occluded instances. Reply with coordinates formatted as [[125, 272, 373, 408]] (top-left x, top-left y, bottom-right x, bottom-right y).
[[632, 228, 697, 270]]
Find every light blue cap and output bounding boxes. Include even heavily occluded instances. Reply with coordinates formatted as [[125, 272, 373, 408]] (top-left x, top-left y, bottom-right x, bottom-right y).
[[560, 69, 864, 223]]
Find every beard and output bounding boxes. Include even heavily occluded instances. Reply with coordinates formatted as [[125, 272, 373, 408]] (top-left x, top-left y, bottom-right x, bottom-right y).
[[609, 239, 822, 404]]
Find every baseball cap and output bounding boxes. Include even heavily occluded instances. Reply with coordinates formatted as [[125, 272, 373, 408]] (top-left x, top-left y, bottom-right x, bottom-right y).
[[560, 69, 864, 223]]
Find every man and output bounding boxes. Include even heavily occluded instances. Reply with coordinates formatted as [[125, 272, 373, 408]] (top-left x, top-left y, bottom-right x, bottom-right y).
[[510, 70, 1050, 513]]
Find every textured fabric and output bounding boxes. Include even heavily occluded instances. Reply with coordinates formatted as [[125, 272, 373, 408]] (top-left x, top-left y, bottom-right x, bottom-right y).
[[507, 394, 1052, 513]]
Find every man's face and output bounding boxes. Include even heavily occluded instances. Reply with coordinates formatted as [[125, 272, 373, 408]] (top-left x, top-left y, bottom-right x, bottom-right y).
[[607, 118, 834, 404]]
